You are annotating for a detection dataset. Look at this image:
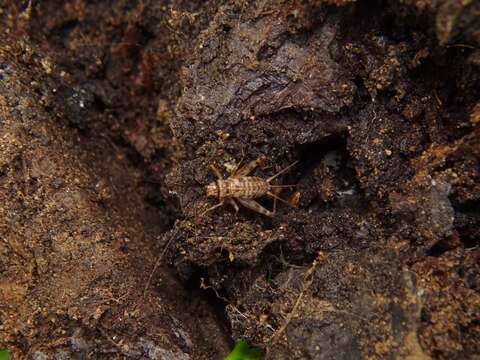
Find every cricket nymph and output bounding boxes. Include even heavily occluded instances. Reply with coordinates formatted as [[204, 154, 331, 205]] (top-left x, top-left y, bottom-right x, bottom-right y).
[[202, 155, 297, 217]]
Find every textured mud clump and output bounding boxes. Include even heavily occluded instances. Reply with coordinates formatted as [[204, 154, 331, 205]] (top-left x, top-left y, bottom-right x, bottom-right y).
[[1, 0, 479, 359]]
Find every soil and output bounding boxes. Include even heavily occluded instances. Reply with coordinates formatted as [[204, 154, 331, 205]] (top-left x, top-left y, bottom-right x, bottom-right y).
[[0, 0, 479, 359]]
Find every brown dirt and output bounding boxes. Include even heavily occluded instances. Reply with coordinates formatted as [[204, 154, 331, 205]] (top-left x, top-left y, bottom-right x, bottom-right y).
[[0, 0, 479, 359]]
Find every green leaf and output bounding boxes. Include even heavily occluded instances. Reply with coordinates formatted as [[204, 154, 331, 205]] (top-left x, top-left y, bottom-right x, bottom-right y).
[[225, 340, 262, 360], [0, 350, 9, 360]]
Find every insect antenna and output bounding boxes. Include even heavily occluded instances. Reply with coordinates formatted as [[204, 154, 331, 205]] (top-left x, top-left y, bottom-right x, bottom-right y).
[[267, 160, 299, 183]]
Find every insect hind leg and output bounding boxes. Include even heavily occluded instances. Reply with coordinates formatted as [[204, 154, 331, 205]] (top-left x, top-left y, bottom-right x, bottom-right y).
[[237, 198, 274, 217]]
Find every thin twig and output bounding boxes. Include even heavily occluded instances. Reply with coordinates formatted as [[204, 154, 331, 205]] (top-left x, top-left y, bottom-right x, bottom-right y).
[[143, 225, 179, 298], [268, 252, 324, 345]]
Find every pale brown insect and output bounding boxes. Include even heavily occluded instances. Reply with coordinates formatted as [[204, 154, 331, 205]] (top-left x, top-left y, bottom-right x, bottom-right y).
[[203, 155, 298, 217]]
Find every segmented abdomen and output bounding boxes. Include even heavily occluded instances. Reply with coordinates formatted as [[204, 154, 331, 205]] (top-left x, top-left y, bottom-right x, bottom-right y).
[[218, 176, 269, 199]]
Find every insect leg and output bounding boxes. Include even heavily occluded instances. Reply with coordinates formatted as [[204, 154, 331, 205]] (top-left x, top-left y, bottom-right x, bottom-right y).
[[230, 148, 245, 176], [227, 198, 239, 213], [209, 165, 223, 179], [235, 155, 267, 177], [200, 200, 224, 217], [267, 191, 294, 207], [237, 198, 274, 217], [270, 187, 282, 214]]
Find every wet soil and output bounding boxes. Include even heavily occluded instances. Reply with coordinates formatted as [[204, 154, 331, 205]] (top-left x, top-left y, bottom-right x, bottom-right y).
[[0, 0, 479, 359]]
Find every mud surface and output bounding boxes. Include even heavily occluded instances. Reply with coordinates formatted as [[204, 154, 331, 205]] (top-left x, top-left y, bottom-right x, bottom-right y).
[[1, 0, 479, 359]]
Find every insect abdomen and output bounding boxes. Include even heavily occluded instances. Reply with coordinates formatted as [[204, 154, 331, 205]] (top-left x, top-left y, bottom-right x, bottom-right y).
[[218, 177, 269, 198]]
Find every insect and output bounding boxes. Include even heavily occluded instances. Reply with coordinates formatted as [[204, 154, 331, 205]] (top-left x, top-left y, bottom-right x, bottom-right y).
[[203, 155, 298, 217]]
